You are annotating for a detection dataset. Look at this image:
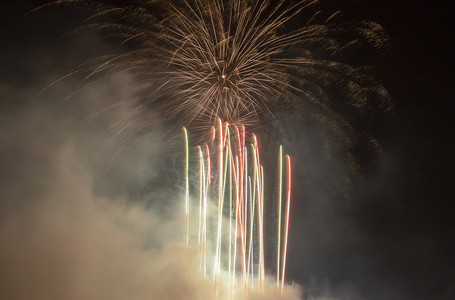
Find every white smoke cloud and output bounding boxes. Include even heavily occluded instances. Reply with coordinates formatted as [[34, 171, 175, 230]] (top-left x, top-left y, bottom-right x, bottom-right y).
[[0, 73, 303, 300]]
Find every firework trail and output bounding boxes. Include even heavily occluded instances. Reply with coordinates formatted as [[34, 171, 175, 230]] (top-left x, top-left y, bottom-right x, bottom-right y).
[[33, 0, 392, 298], [183, 121, 293, 297]]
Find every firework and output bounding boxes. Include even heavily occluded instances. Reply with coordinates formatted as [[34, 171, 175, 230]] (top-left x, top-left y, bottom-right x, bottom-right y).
[[39, 0, 391, 150], [32, 1, 392, 297], [183, 122, 292, 297]]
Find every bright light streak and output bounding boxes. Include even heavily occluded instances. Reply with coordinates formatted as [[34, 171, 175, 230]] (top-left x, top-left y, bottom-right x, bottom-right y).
[[281, 155, 292, 297], [277, 145, 283, 286], [183, 124, 293, 297], [184, 127, 189, 245]]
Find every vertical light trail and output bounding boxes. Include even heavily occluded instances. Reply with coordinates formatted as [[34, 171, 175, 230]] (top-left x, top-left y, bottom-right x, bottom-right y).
[[233, 155, 240, 286], [203, 143, 211, 276], [239, 126, 247, 283], [281, 155, 292, 296], [247, 176, 255, 283], [183, 125, 293, 297], [184, 127, 190, 245], [198, 146, 203, 266], [250, 142, 258, 286], [228, 131, 233, 294], [260, 165, 265, 292], [211, 126, 216, 141], [199, 145, 207, 275], [277, 145, 283, 286], [244, 145, 248, 284], [214, 120, 224, 286], [254, 134, 265, 291]]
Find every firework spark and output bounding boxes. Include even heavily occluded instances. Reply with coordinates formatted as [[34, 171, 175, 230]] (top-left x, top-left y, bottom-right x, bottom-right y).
[[31, 1, 392, 298], [183, 122, 292, 297], [39, 0, 391, 147]]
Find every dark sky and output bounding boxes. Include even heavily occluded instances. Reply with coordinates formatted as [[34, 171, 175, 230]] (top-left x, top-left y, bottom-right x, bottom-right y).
[[0, 1, 453, 300], [320, 1, 454, 299], [344, 2, 454, 299]]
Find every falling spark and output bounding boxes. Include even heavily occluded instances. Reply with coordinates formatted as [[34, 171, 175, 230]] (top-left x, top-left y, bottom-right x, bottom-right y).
[[184, 127, 190, 245], [281, 155, 292, 296], [277, 145, 283, 287], [29, 1, 393, 299], [43, 0, 391, 157], [183, 123, 292, 297]]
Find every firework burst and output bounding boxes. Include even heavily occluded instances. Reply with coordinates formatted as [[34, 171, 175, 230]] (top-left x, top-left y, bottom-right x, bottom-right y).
[[32, 1, 393, 296], [182, 121, 293, 297], [39, 0, 391, 145]]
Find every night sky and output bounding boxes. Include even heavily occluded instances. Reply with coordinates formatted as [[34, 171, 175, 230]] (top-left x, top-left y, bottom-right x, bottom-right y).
[[0, 1, 453, 300]]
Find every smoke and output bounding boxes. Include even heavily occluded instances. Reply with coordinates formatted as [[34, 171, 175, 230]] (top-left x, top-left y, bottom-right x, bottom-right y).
[[0, 66, 306, 299], [0, 2, 407, 299]]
